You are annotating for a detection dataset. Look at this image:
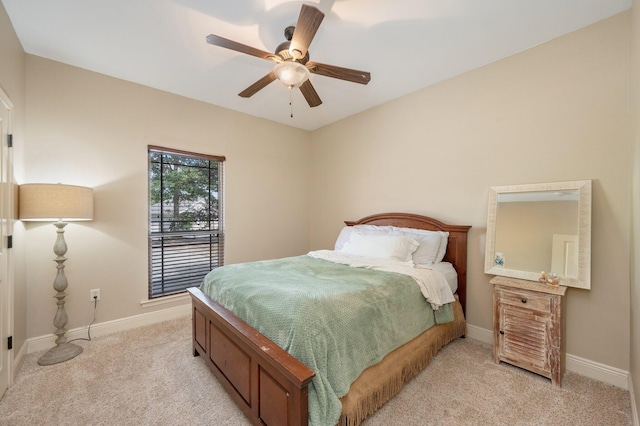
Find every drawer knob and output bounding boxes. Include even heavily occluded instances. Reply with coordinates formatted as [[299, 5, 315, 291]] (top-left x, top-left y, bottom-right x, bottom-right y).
[[521, 298, 528, 303], [499, 330, 504, 335]]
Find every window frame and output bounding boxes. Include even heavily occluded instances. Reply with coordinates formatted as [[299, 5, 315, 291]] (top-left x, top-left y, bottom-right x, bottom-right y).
[[147, 145, 225, 299]]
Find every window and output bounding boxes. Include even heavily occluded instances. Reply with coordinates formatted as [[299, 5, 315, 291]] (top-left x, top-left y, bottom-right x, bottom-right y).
[[148, 146, 225, 298]]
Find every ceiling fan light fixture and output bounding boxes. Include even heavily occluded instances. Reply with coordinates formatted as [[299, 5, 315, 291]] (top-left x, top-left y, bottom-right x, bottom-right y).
[[274, 61, 310, 88]]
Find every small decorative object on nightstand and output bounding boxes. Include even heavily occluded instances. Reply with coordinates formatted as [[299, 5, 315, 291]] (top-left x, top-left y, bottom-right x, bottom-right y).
[[491, 275, 566, 386]]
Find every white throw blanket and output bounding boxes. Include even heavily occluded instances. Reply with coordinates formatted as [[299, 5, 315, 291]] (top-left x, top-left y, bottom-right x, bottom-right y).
[[307, 250, 455, 310]]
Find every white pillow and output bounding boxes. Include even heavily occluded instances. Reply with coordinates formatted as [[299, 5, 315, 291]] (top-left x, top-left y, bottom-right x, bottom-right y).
[[334, 225, 449, 264], [392, 229, 441, 265], [339, 233, 419, 262], [434, 232, 449, 263], [334, 226, 352, 251], [334, 225, 393, 251], [390, 227, 450, 265]]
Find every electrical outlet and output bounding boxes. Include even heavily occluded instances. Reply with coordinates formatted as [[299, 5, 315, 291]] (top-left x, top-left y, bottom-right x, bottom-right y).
[[90, 289, 101, 302]]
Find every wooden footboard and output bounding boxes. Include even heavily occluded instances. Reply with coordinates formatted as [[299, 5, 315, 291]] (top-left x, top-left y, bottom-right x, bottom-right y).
[[188, 287, 315, 426]]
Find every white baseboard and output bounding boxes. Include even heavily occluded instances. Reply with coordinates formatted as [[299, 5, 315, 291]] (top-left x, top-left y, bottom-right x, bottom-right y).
[[464, 324, 630, 390], [27, 303, 191, 354], [466, 323, 493, 344], [566, 352, 629, 389], [630, 376, 639, 426], [11, 340, 27, 386]]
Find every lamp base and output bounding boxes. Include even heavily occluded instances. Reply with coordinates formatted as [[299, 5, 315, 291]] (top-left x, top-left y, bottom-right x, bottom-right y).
[[38, 342, 83, 366]]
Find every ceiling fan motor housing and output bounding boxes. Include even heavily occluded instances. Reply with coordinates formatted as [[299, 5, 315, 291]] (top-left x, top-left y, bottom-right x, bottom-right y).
[[275, 27, 309, 64]]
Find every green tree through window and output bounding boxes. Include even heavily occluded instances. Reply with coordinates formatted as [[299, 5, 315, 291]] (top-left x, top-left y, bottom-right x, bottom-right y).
[[148, 146, 225, 298]]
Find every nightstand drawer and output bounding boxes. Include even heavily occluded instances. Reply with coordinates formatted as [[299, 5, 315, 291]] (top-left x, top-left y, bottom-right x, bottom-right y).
[[497, 287, 552, 313]]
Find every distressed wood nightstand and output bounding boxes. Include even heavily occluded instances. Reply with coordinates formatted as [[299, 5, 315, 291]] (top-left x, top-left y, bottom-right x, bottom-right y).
[[491, 276, 567, 386]]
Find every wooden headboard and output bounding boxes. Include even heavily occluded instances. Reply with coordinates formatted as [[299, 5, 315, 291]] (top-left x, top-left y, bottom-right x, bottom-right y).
[[345, 212, 471, 314]]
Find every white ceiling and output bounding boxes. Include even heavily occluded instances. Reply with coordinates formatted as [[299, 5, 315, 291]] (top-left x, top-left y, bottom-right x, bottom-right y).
[[2, 0, 631, 131]]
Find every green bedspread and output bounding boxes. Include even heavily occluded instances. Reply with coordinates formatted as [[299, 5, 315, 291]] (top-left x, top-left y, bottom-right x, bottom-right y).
[[200, 255, 453, 426]]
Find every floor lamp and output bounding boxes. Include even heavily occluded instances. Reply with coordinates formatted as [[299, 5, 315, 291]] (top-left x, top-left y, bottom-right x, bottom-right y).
[[19, 183, 94, 366]]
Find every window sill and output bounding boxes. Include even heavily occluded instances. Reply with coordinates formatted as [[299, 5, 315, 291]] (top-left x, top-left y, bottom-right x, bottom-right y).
[[140, 292, 190, 308]]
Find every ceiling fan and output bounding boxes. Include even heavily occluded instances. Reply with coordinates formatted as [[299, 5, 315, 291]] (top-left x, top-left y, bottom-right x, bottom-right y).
[[206, 4, 371, 108]]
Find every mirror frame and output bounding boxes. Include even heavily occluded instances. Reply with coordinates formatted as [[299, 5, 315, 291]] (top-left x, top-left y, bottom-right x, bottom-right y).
[[484, 180, 592, 289]]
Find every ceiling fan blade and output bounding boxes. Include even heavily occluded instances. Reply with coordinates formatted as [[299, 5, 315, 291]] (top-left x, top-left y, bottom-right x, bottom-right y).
[[290, 5, 324, 60], [207, 34, 278, 62], [307, 61, 371, 85], [238, 71, 277, 98], [299, 80, 322, 107]]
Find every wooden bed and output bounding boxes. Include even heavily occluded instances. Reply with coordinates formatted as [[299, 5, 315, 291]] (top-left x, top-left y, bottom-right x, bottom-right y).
[[188, 212, 471, 426]]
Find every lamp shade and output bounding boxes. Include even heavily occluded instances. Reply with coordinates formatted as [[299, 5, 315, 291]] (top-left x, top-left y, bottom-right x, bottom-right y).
[[19, 183, 94, 221]]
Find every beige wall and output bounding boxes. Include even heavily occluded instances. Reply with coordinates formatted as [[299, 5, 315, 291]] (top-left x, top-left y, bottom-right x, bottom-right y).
[[0, 1, 26, 367], [310, 13, 632, 370], [631, 0, 640, 418], [23, 56, 311, 338]]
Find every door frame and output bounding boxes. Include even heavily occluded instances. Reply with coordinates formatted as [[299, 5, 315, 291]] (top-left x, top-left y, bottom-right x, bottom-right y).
[[0, 87, 14, 395]]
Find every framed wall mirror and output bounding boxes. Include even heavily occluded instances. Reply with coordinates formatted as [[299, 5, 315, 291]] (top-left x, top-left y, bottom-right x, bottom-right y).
[[484, 180, 592, 289]]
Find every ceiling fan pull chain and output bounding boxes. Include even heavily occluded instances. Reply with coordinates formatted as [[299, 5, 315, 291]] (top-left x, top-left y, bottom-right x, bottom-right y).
[[289, 86, 294, 118]]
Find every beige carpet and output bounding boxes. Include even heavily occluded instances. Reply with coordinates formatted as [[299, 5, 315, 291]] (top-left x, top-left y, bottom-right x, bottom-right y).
[[0, 317, 631, 426]]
